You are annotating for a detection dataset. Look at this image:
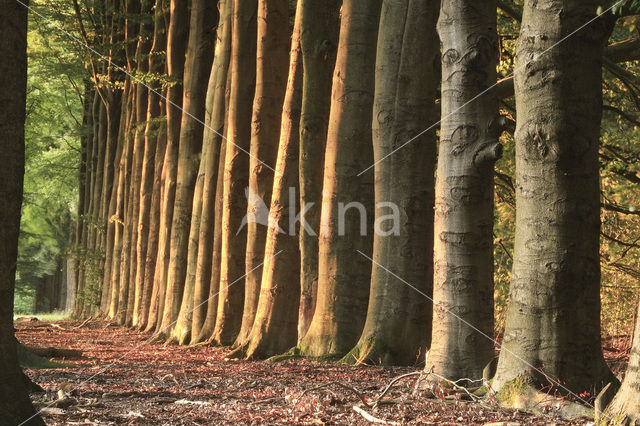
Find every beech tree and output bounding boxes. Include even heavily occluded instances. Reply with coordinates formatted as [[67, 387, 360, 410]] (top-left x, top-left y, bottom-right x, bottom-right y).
[[428, 0, 501, 381], [231, 3, 303, 359], [235, 0, 290, 347], [297, 0, 382, 357], [346, 0, 440, 366], [212, 0, 258, 345], [296, 0, 340, 342], [0, 1, 44, 422], [492, 0, 615, 394], [162, 0, 217, 343]]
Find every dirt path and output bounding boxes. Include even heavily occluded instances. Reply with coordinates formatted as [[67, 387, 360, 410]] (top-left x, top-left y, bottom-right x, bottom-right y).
[[16, 319, 596, 425]]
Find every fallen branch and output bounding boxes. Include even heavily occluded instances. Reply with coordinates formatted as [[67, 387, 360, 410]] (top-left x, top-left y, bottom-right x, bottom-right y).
[[352, 405, 400, 425]]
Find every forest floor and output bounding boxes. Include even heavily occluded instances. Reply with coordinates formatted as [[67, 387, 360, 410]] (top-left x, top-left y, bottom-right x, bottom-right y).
[[15, 318, 631, 425]]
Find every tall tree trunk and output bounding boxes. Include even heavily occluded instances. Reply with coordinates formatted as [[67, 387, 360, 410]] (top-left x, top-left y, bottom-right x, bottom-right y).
[[346, 0, 439, 366], [211, 0, 258, 346], [427, 0, 500, 381], [108, 82, 134, 320], [147, 0, 189, 335], [116, 82, 137, 324], [164, 0, 218, 344], [235, 0, 290, 347], [297, 0, 340, 342], [298, 0, 381, 358], [125, 0, 154, 326], [492, 0, 614, 394], [0, 1, 44, 422], [133, 0, 167, 328], [233, 4, 303, 359], [188, 0, 233, 344]]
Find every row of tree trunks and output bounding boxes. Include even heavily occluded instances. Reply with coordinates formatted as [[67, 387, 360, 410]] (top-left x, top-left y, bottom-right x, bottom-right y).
[[68, 1, 629, 409], [165, 0, 218, 344]]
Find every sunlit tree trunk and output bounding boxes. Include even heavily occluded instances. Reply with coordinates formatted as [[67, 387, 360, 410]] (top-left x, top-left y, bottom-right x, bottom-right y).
[[133, 0, 167, 329], [164, 0, 218, 344], [235, 0, 290, 348], [187, 0, 233, 344], [298, 0, 381, 357], [233, 4, 303, 359], [492, 0, 614, 394], [0, 1, 45, 422], [427, 0, 500, 381], [297, 0, 340, 342], [147, 0, 189, 335], [211, 0, 258, 345], [346, 0, 439, 366]]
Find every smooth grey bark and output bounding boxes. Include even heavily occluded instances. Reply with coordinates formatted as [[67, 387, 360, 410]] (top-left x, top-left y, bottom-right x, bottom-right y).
[[346, 0, 439, 366], [492, 0, 614, 394], [428, 0, 501, 381]]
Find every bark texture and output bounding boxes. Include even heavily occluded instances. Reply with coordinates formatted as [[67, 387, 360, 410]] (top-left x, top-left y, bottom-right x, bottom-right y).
[[298, 0, 381, 357], [493, 0, 614, 394], [428, 0, 500, 381], [347, 0, 439, 366]]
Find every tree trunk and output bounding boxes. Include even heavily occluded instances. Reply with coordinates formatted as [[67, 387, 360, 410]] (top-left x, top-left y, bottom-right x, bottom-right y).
[[0, 1, 44, 422], [298, 0, 381, 358], [147, 0, 189, 336], [346, 0, 439, 366], [165, 0, 218, 344], [133, 0, 167, 329], [427, 0, 500, 381], [195, 139, 227, 343], [188, 0, 233, 344], [492, 0, 614, 394], [606, 300, 640, 423], [233, 4, 303, 360], [297, 0, 340, 342], [235, 0, 290, 348], [108, 81, 134, 320], [211, 0, 258, 346]]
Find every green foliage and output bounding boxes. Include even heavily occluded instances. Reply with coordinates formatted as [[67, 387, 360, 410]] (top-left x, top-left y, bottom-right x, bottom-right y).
[[15, 0, 87, 314]]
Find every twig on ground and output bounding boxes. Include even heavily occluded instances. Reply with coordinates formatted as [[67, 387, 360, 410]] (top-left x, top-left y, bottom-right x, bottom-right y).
[[352, 405, 400, 425], [373, 371, 424, 408], [74, 317, 93, 329]]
